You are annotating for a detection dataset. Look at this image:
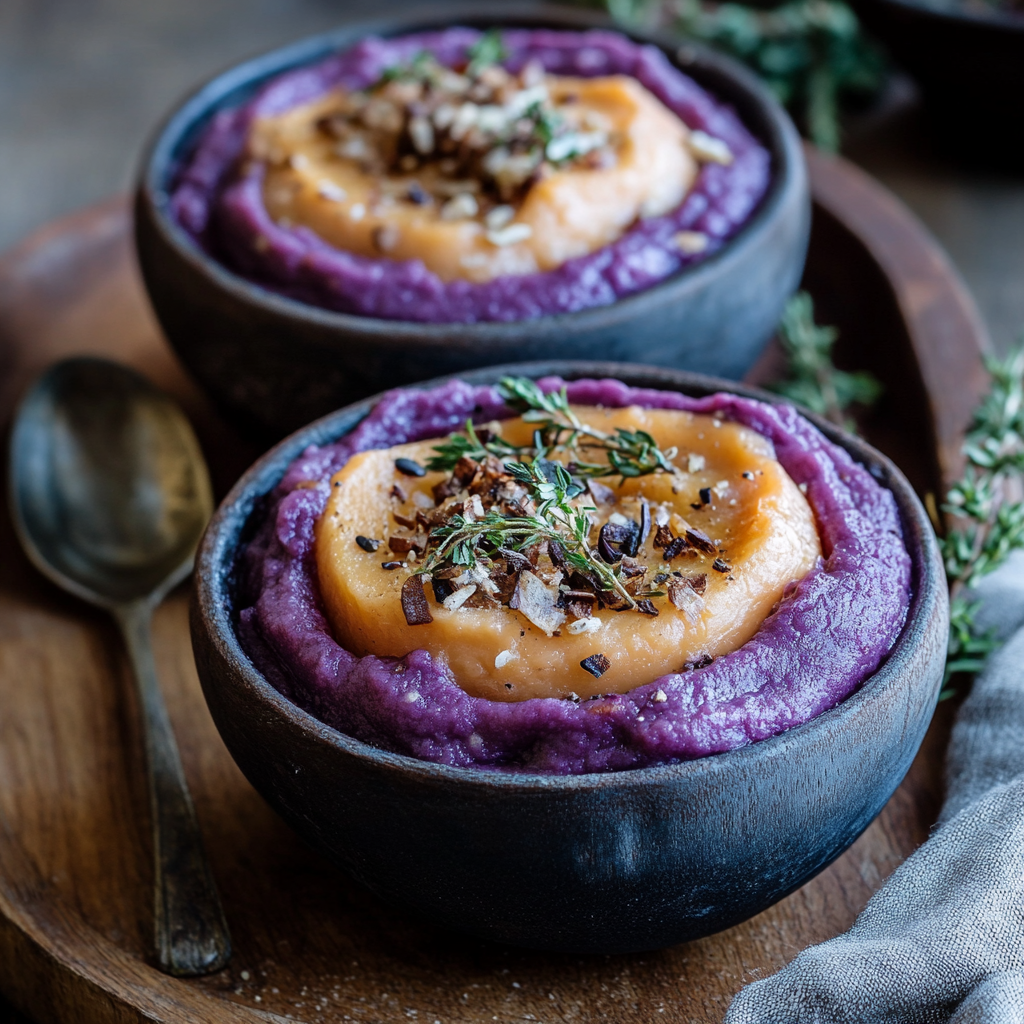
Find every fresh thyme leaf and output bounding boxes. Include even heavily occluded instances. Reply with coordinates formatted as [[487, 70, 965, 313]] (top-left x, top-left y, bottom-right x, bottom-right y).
[[425, 419, 523, 471], [380, 49, 435, 84], [770, 291, 882, 430], [937, 346, 1024, 693], [466, 29, 507, 76]]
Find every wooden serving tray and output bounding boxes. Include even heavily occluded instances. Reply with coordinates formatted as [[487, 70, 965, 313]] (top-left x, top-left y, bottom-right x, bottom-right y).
[[0, 148, 988, 1024]]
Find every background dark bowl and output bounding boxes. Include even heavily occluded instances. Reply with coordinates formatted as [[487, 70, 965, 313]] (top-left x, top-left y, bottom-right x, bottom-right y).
[[191, 361, 948, 954], [136, 2, 809, 440], [855, 0, 1024, 169]]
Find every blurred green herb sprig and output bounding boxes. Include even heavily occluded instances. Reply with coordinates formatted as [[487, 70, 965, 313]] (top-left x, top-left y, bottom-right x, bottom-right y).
[[770, 291, 882, 429], [939, 347, 1024, 692], [771, 293, 1024, 692], [588, 0, 885, 151]]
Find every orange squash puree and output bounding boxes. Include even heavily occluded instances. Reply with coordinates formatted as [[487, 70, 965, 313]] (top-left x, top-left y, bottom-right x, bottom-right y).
[[314, 407, 821, 702], [253, 75, 696, 284]]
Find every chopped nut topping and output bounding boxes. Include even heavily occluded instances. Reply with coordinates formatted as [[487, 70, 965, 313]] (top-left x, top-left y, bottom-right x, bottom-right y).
[[401, 576, 433, 625], [688, 130, 734, 166], [580, 653, 611, 678]]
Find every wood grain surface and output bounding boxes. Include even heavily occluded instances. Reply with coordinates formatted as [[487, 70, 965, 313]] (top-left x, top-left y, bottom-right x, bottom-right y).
[[0, 149, 988, 1024]]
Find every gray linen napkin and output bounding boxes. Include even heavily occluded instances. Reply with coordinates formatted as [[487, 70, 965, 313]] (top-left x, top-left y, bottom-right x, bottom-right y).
[[725, 550, 1024, 1024]]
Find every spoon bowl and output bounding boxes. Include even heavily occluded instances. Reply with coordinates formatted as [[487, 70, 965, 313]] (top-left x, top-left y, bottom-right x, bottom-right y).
[[8, 357, 231, 977], [10, 358, 212, 607]]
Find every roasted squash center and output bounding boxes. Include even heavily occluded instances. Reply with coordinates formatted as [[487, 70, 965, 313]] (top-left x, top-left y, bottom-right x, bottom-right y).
[[314, 406, 821, 702], [250, 66, 703, 283]]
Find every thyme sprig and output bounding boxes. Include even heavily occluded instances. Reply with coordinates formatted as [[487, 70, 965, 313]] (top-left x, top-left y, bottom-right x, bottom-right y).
[[771, 294, 1024, 690], [940, 346, 1024, 690], [427, 376, 679, 482], [417, 455, 638, 608], [770, 291, 882, 430]]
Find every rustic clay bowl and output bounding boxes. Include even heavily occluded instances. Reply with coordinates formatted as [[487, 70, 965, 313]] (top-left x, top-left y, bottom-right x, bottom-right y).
[[136, 3, 809, 439], [191, 361, 948, 954]]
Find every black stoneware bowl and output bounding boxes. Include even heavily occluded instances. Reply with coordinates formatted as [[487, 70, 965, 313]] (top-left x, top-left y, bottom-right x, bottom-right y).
[[191, 361, 948, 954], [854, 0, 1024, 169], [136, 2, 809, 439]]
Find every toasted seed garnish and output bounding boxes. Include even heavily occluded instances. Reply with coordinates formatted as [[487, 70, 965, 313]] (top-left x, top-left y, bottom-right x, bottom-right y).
[[699, 486, 712, 505], [636, 599, 658, 616], [395, 457, 427, 477], [685, 527, 717, 556], [713, 558, 731, 573], [662, 536, 689, 561], [401, 576, 433, 625], [580, 653, 611, 678], [355, 535, 381, 552], [381, 560, 403, 570]]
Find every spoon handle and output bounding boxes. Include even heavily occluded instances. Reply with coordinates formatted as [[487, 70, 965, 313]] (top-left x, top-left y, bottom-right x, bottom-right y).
[[116, 600, 232, 977]]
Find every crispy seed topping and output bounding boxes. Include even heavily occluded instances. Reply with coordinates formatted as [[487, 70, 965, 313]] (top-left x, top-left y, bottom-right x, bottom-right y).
[[401, 576, 433, 625], [684, 527, 717, 556], [662, 535, 689, 561], [395, 457, 427, 477], [355, 535, 381, 552], [699, 486, 712, 505], [636, 599, 659, 616], [712, 558, 731, 573], [381, 560, 403, 570], [580, 653, 611, 678]]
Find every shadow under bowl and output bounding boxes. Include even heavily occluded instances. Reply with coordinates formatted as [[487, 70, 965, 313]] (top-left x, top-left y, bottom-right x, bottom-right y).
[[191, 361, 948, 954], [136, 2, 809, 440]]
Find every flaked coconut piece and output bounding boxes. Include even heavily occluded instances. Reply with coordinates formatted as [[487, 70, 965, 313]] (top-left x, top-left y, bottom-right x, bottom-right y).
[[510, 570, 565, 635], [442, 585, 477, 612], [668, 578, 705, 624]]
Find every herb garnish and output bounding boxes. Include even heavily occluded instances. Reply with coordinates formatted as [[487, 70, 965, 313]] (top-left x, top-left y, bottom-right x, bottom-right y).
[[403, 376, 708, 621], [427, 377, 680, 482], [466, 28, 508, 76], [939, 347, 1024, 692], [770, 294, 1024, 692], [770, 291, 882, 430]]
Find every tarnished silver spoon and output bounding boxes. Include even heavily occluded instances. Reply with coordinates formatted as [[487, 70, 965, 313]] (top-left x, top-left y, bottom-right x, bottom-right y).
[[8, 357, 231, 977]]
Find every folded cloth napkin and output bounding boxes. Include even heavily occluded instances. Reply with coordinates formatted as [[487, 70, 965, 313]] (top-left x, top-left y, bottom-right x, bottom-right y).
[[725, 550, 1024, 1024]]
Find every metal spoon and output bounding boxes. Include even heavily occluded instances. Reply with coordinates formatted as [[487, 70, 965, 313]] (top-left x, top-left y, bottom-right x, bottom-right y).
[[8, 357, 231, 977]]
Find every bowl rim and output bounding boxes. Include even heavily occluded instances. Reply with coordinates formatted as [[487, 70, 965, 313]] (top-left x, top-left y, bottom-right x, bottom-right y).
[[137, 1, 806, 343], [194, 360, 945, 793]]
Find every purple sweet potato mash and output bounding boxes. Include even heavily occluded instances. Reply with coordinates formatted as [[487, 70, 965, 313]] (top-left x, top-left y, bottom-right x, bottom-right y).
[[170, 28, 771, 324], [235, 378, 912, 775]]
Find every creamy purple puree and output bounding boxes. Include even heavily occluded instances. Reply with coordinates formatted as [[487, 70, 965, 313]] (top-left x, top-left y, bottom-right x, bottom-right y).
[[170, 28, 771, 323], [235, 379, 912, 775]]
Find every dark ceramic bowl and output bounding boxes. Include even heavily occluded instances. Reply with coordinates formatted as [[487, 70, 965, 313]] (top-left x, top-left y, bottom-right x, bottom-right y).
[[192, 361, 947, 954], [136, 2, 809, 439], [855, 0, 1024, 168]]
